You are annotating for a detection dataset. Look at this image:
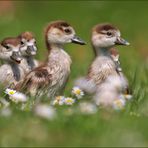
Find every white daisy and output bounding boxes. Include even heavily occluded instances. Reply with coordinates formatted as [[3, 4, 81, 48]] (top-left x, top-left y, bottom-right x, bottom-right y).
[[0, 108, 12, 117], [9, 92, 27, 103], [79, 102, 97, 114], [53, 96, 65, 105], [64, 97, 75, 105], [72, 86, 84, 99], [124, 94, 133, 100], [34, 104, 56, 120], [112, 99, 126, 110], [5, 88, 16, 96], [0, 98, 10, 108], [21, 103, 27, 110], [119, 94, 126, 100]]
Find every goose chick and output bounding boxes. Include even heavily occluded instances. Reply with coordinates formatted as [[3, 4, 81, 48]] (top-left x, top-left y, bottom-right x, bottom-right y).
[[75, 23, 129, 94], [18, 31, 39, 73], [0, 37, 24, 87], [16, 20, 85, 98]]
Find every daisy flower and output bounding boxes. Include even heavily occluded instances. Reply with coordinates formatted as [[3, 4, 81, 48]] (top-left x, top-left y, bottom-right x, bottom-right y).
[[72, 86, 84, 99], [5, 88, 27, 103], [79, 102, 97, 114], [34, 104, 56, 120], [5, 88, 16, 96], [0, 98, 10, 108], [112, 99, 126, 110], [53, 96, 65, 105], [124, 94, 133, 100], [9, 92, 27, 103], [64, 97, 75, 105], [0, 108, 12, 117]]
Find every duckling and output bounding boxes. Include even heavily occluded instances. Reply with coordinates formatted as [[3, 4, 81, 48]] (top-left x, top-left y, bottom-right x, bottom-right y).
[[75, 23, 129, 94], [0, 37, 24, 87], [16, 20, 85, 98], [18, 31, 39, 73]]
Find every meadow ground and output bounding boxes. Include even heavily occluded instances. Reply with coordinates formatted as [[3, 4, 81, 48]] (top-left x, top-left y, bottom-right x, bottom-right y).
[[0, 1, 148, 147]]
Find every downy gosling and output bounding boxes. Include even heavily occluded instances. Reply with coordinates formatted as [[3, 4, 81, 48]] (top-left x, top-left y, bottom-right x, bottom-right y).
[[75, 23, 130, 96], [16, 20, 86, 98], [0, 37, 24, 87], [18, 31, 39, 74]]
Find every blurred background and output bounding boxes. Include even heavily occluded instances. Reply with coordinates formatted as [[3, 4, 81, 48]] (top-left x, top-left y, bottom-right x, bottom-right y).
[[0, 1, 147, 147]]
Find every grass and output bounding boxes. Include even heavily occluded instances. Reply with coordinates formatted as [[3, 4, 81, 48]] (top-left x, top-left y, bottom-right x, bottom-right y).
[[0, 1, 148, 147]]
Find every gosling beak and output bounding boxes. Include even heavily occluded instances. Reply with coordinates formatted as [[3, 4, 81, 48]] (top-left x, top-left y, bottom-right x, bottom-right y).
[[26, 46, 36, 56], [71, 35, 86, 45], [10, 51, 22, 64], [115, 37, 130, 46]]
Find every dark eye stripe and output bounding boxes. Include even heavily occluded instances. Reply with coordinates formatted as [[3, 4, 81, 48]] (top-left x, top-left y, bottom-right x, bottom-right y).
[[100, 31, 113, 37], [3, 45, 10, 49], [21, 41, 24, 45], [107, 32, 112, 36], [64, 29, 71, 34]]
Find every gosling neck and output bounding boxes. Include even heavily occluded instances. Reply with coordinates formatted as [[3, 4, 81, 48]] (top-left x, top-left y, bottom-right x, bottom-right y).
[[46, 42, 66, 61], [46, 39, 64, 51], [9, 62, 21, 81], [93, 46, 112, 57], [24, 55, 35, 70]]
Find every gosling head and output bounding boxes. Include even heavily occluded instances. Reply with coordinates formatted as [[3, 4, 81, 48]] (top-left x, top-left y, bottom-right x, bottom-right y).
[[0, 37, 22, 64], [18, 31, 37, 56], [45, 20, 86, 48], [91, 23, 130, 49]]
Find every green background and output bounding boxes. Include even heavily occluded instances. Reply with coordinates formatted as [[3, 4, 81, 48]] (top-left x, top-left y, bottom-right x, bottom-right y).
[[0, 1, 147, 147]]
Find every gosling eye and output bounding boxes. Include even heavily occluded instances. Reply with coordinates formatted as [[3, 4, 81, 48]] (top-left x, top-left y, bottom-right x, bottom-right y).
[[107, 32, 112, 36], [64, 28, 71, 34], [21, 41, 24, 45], [4, 45, 10, 50]]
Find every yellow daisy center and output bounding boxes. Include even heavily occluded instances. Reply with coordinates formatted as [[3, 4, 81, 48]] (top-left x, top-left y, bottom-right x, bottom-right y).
[[56, 96, 62, 101], [9, 91, 16, 95], [115, 100, 122, 108], [66, 99, 73, 103], [75, 89, 81, 95], [54, 100, 58, 105]]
